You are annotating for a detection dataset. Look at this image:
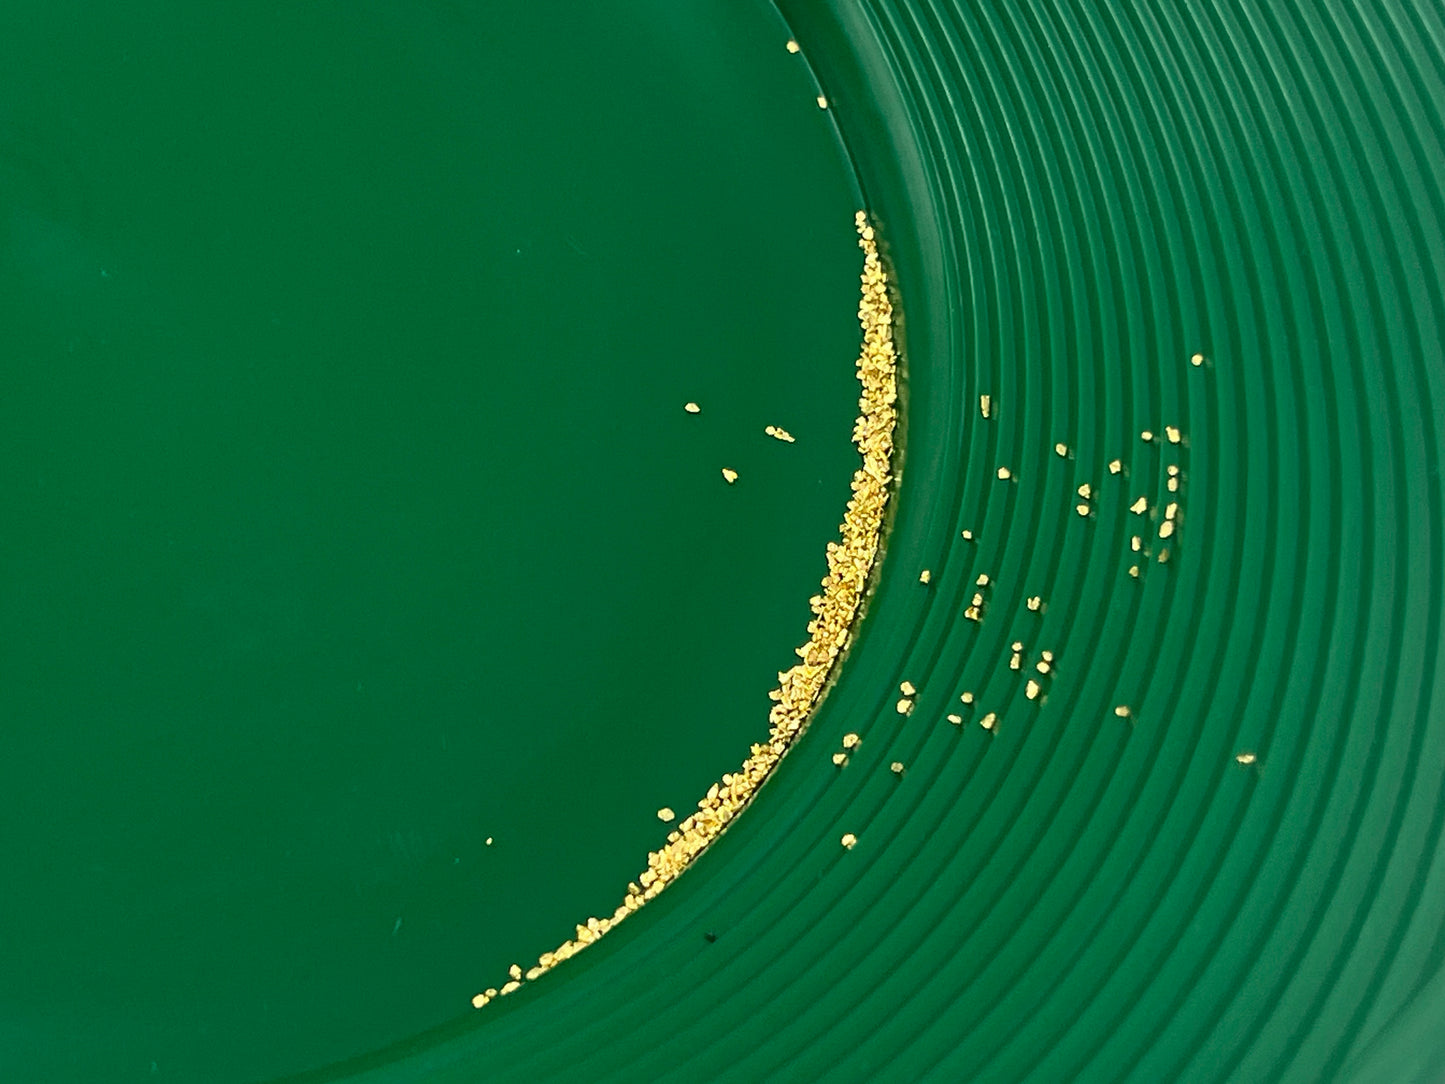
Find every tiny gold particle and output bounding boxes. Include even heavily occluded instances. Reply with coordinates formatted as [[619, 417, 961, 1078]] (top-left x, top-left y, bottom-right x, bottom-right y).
[[1165, 502, 1179, 520], [486, 837, 493, 846], [960, 691, 975, 704], [997, 466, 1012, 480], [979, 712, 998, 731], [1035, 660, 1052, 675], [817, 95, 828, 109], [1025, 679, 1040, 700], [961, 529, 975, 541], [1158, 549, 1171, 564], [1141, 430, 1154, 442], [841, 833, 857, 849], [919, 569, 931, 584], [842, 732, 861, 750], [947, 714, 963, 725], [1167, 464, 1180, 477], [1114, 705, 1132, 718], [766, 425, 797, 443], [1132, 535, 1142, 552], [1236, 752, 1257, 765], [721, 468, 738, 484], [1130, 496, 1148, 514], [657, 807, 674, 822], [980, 394, 992, 418], [1165, 426, 1181, 444], [1078, 483, 1093, 499], [1167, 477, 1179, 492], [1108, 459, 1122, 474], [1191, 353, 1205, 366], [1027, 596, 1042, 611], [1159, 520, 1176, 538], [1040, 649, 1054, 662], [976, 574, 990, 587], [1077, 503, 1091, 517], [832, 752, 848, 766], [1129, 564, 1140, 578], [509, 964, 523, 981], [900, 680, 916, 696], [890, 761, 905, 774], [684, 401, 701, 414], [1055, 442, 1069, 457], [471, 993, 490, 1009], [786, 39, 801, 53], [896, 697, 914, 715]]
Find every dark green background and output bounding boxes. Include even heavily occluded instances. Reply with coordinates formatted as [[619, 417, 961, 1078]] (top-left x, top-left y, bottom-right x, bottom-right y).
[[1, 2, 863, 1079]]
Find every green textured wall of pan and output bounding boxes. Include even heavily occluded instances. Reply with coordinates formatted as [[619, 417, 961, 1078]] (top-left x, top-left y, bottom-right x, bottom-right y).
[[2, 1, 1443, 1082]]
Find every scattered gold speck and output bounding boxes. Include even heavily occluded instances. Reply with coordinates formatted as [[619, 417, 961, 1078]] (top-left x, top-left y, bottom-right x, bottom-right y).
[[960, 691, 975, 704], [816, 95, 828, 109], [1076, 503, 1091, 517], [1040, 650, 1054, 662], [976, 574, 991, 587], [900, 680, 916, 696], [721, 468, 739, 484], [961, 529, 975, 541], [1165, 502, 1179, 520], [841, 833, 858, 849], [1131, 535, 1142, 552], [1191, 352, 1206, 366], [1159, 520, 1176, 539], [1167, 476, 1180, 492], [843, 732, 862, 751], [509, 964, 523, 981], [997, 466, 1012, 480], [684, 401, 701, 414], [1025, 679, 1041, 700], [471, 212, 897, 1008], [1167, 464, 1180, 477], [1141, 430, 1154, 443], [979, 712, 998, 731], [832, 752, 848, 767], [980, 394, 992, 418], [765, 424, 797, 443], [786, 39, 801, 53], [1026, 596, 1043, 611], [1157, 549, 1171, 564], [486, 837, 493, 846], [657, 807, 675, 823], [471, 993, 490, 1009], [1165, 426, 1182, 444], [1078, 483, 1093, 499], [896, 697, 915, 716], [918, 569, 931, 584], [947, 714, 963, 725], [1236, 752, 1257, 765], [1055, 442, 1069, 457], [890, 761, 905, 775], [1108, 459, 1123, 474], [1130, 496, 1148, 514], [1129, 564, 1140, 578], [1035, 659, 1052, 675], [1114, 705, 1132, 718]]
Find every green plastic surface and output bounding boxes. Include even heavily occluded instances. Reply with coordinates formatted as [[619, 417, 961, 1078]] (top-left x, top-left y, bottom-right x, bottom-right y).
[[4, 1, 1443, 1082]]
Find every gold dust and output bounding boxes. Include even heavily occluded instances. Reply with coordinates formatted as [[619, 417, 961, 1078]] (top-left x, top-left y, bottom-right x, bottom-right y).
[[961, 529, 975, 541], [1055, 442, 1069, 457], [831, 752, 848, 767], [997, 466, 1012, 480], [817, 95, 828, 109], [684, 401, 701, 414], [470, 212, 897, 1009], [1076, 503, 1091, 517], [1114, 705, 1132, 718], [841, 833, 858, 849], [843, 732, 862, 751], [1130, 496, 1148, 514], [1025, 679, 1041, 700], [1131, 535, 1142, 552], [979, 712, 998, 731], [896, 697, 915, 716], [786, 39, 801, 53], [960, 691, 975, 704], [1129, 564, 1140, 577], [1165, 426, 1182, 444], [1078, 483, 1093, 499], [1141, 430, 1154, 443], [980, 394, 992, 418], [890, 761, 905, 775], [722, 468, 739, 484], [1026, 596, 1043, 611], [976, 574, 991, 587], [1108, 459, 1123, 474], [765, 424, 797, 443], [900, 680, 917, 696], [1159, 520, 1176, 539], [947, 713, 963, 725], [1191, 352, 1206, 367], [918, 569, 932, 584], [1157, 549, 1171, 564], [1235, 752, 1257, 765], [657, 807, 675, 823]]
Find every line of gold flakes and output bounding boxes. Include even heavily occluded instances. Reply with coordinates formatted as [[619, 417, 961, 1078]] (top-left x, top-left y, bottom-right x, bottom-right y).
[[471, 211, 898, 1009]]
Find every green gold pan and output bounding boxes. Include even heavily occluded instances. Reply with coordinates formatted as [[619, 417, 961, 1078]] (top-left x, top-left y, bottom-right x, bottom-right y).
[[3, 1, 1442, 1082]]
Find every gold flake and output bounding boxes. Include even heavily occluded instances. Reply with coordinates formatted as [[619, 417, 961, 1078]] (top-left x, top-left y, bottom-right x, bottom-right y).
[[501, 982, 521, 996], [765, 425, 796, 443], [842, 732, 861, 750], [890, 761, 905, 774], [509, 964, 523, 981], [1129, 564, 1139, 578], [1167, 464, 1180, 477], [1191, 353, 1205, 366], [1076, 503, 1091, 517], [997, 466, 1012, 480], [1026, 596, 1042, 611], [1167, 477, 1179, 492], [1235, 752, 1257, 765], [961, 529, 975, 541], [471, 993, 490, 1009], [816, 95, 828, 109], [1165, 502, 1179, 520], [979, 712, 998, 731], [1130, 496, 1148, 514], [721, 468, 738, 484], [1165, 426, 1181, 444], [1157, 549, 1170, 564], [786, 39, 801, 53], [1055, 442, 1069, 457], [976, 574, 991, 587], [1159, 520, 1176, 538], [900, 680, 917, 696], [918, 569, 931, 584], [657, 807, 675, 823], [684, 401, 701, 414], [980, 394, 992, 418], [1141, 430, 1154, 442], [896, 697, 914, 715], [947, 714, 963, 725], [1035, 659, 1052, 675], [841, 833, 858, 849], [1108, 459, 1122, 474], [831, 752, 848, 767], [1114, 705, 1132, 718], [1025, 679, 1041, 700], [486, 837, 493, 846], [960, 691, 975, 704], [1131, 535, 1142, 552], [1077, 483, 1093, 499]]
